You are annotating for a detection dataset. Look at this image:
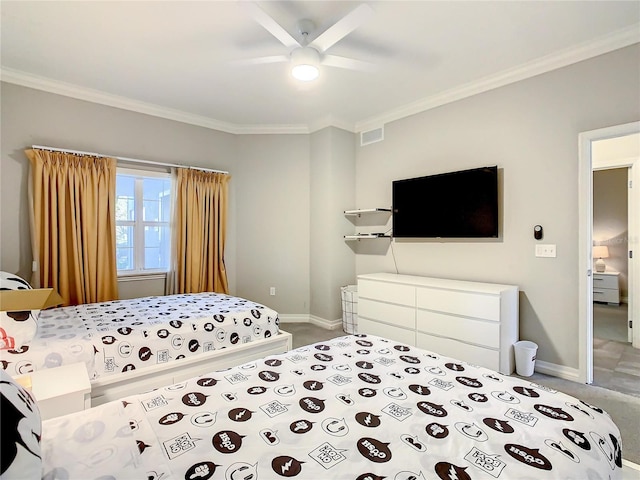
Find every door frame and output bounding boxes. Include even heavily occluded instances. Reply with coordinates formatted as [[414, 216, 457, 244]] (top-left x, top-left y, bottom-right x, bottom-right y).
[[578, 121, 640, 384]]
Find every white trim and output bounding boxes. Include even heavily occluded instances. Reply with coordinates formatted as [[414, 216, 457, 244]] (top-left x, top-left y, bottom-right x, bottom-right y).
[[309, 315, 343, 331], [2, 25, 638, 135], [578, 122, 640, 385], [355, 26, 640, 133], [117, 273, 166, 282], [534, 360, 581, 383], [277, 314, 312, 324], [623, 459, 640, 473], [117, 167, 172, 178], [2, 68, 240, 133], [278, 314, 343, 331]]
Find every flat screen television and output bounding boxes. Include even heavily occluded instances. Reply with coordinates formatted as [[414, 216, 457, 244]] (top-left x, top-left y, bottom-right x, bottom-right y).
[[392, 165, 498, 238]]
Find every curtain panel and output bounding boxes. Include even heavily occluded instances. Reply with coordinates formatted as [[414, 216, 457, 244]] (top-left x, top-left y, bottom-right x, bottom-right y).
[[174, 168, 229, 295], [25, 149, 118, 305]]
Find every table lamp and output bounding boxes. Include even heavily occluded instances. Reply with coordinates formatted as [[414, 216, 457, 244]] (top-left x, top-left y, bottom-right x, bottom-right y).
[[593, 245, 609, 273]]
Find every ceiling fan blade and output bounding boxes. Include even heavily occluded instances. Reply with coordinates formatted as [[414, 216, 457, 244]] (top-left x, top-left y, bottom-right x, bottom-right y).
[[310, 3, 374, 53], [245, 2, 300, 50], [322, 54, 377, 72], [231, 55, 289, 66]]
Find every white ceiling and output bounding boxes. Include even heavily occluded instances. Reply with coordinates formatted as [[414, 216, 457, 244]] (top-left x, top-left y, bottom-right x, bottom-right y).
[[2, 1, 639, 134]]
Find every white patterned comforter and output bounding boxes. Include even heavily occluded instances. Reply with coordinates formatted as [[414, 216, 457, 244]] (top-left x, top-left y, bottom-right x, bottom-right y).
[[1, 293, 279, 380], [41, 334, 622, 479]]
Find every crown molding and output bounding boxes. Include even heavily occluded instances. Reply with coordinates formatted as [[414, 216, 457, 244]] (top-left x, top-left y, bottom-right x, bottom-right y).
[[231, 124, 310, 135], [355, 24, 640, 133], [0, 67, 245, 134], [308, 115, 355, 134], [2, 24, 638, 136]]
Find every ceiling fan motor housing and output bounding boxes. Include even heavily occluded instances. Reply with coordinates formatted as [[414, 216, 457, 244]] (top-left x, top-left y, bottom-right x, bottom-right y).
[[291, 46, 320, 66]]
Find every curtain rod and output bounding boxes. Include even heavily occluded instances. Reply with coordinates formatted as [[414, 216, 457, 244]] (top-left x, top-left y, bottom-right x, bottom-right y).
[[31, 145, 229, 175]]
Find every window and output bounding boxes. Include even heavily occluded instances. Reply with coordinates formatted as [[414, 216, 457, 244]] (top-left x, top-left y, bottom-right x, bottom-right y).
[[115, 169, 172, 274]]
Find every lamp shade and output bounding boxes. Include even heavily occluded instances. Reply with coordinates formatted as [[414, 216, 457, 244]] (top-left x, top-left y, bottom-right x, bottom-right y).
[[592, 245, 609, 259]]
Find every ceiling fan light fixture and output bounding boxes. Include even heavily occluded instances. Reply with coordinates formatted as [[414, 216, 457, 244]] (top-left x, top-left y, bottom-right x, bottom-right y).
[[290, 47, 320, 81], [291, 64, 319, 81]]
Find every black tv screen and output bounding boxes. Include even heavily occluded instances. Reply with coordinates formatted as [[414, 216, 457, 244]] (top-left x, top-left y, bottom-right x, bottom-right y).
[[392, 166, 498, 238]]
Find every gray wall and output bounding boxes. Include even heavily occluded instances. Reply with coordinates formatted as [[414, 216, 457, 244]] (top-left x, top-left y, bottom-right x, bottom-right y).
[[354, 44, 640, 369], [1, 43, 639, 371], [0, 83, 343, 320], [310, 127, 356, 323], [234, 134, 311, 315], [0, 82, 237, 292]]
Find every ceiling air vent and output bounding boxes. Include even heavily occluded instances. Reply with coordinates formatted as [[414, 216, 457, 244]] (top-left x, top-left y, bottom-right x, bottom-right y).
[[360, 126, 384, 146]]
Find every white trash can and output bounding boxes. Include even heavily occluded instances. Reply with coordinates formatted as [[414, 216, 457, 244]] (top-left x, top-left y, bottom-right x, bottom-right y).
[[514, 340, 538, 377], [341, 285, 358, 334]]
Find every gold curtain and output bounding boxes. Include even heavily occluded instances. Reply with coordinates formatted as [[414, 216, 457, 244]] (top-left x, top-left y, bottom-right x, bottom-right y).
[[25, 149, 118, 305], [174, 168, 229, 294]]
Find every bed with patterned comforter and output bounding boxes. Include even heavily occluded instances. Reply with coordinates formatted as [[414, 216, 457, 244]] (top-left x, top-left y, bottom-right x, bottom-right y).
[[36, 334, 622, 479], [1, 292, 279, 381]]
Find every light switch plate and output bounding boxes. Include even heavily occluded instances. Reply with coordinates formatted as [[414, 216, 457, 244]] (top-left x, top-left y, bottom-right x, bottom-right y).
[[535, 244, 557, 258]]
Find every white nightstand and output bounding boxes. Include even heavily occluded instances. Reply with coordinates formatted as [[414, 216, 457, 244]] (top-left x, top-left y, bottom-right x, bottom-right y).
[[593, 271, 620, 305], [19, 362, 91, 420]]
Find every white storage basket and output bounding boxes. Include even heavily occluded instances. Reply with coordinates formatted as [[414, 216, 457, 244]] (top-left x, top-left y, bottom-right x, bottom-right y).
[[340, 285, 358, 334]]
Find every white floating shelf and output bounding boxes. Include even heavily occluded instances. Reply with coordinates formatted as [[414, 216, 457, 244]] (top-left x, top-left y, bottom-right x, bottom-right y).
[[344, 234, 391, 240], [344, 208, 391, 216]]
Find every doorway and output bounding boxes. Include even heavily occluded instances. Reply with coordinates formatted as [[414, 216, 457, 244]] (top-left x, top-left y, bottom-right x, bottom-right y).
[[578, 122, 640, 389], [592, 155, 638, 394]]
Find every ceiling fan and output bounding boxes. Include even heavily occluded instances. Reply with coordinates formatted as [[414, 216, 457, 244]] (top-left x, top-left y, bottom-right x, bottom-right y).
[[239, 2, 376, 81]]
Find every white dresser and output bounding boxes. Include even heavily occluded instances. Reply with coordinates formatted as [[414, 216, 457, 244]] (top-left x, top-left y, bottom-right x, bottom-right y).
[[592, 271, 620, 305], [357, 273, 519, 374]]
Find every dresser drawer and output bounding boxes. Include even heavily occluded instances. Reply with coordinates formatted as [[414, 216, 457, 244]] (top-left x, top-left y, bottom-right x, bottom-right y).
[[359, 318, 416, 345], [416, 332, 501, 372], [359, 298, 415, 330], [359, 279, 415, 306], [592, 274, 618, 290], [416, 310, 500, 349], [416, 287, 500, 322]]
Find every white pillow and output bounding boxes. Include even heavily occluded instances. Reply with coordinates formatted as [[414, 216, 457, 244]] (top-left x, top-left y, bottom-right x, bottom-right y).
[[0, 272, 33, 291], [0, 272, 39, 349], [0, 368, 42, 478]]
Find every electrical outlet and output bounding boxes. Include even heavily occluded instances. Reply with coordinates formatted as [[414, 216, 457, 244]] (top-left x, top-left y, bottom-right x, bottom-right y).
[[535, 244, 557, 258], [270, 287, 276, 296]]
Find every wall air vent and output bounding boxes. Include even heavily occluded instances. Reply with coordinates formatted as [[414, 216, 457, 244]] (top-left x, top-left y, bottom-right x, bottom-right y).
[[360, 126, 384, 146]]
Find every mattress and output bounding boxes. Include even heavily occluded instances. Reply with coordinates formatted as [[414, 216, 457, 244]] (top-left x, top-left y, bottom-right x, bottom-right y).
[[1, 292, 279, 380], [41, 334, 623, 479]]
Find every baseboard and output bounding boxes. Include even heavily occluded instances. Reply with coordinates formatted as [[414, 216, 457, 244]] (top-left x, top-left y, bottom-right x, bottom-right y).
[[278, 314, 311, 324], [309, 315, 343, 330], [623, 459, 640, 471], [534, 359, 581, 382], [622, 459, 640, 480], [278, 314, 343, 331]]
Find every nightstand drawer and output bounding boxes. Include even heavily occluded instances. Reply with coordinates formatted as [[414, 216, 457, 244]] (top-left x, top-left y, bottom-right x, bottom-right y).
[[593, 288, 619, 304], [593, 274, 618, 289]]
